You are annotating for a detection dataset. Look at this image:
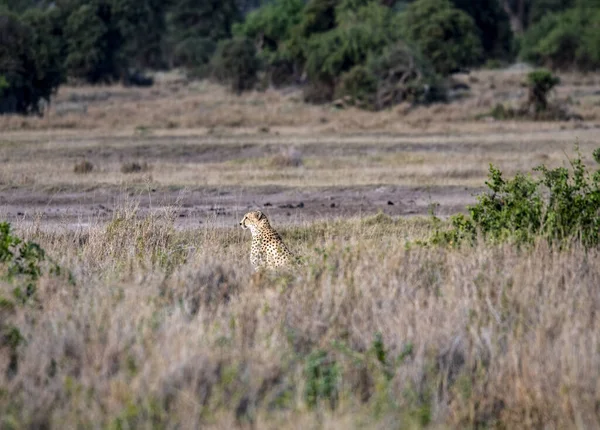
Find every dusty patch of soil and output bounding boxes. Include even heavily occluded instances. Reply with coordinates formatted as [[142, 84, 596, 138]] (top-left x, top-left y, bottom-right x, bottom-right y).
[[0, 184, 479, 229]]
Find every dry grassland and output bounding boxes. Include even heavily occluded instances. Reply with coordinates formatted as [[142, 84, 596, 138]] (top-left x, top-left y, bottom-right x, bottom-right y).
[[1, 212, 600, 429], [1, 68, 600, 428]]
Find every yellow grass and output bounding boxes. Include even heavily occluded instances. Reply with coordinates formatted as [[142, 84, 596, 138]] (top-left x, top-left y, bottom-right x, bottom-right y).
[[1, 211, 599, 429]]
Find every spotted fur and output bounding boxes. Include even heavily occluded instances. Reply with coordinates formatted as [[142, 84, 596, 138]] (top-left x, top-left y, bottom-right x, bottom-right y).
[[239, 211, 293, 271]]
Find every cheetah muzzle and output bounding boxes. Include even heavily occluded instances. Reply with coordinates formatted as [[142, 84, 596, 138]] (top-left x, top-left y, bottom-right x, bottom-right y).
[[239, 211, 293, 271]]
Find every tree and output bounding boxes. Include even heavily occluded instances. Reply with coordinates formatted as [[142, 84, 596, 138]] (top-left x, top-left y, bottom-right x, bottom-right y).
[[111, 0, 169, 69], [451, 0, 513, 59], [520, 5, 600, 70], [64, 2, 123, 83], [211, 37, 260, 93], [0, 10, 63, 114], [401, 0, 483, 75], [167, 0, 240, 68]]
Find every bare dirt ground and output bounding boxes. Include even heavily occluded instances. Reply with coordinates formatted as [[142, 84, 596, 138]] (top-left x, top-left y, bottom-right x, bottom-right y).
[[1, 67, 599, 229]]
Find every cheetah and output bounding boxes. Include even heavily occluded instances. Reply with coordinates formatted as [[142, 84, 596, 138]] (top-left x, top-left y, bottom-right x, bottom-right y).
[[239, 211, 293, 271]]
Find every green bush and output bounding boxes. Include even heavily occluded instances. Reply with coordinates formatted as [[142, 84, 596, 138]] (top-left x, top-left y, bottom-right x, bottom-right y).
[[211, 37, 260, 94], [430, 147, 600, 248], [0, 222, 46, 303], [525, 69, 560, 113], [304, 350, 340, 409], [401, 0, 483, 75]]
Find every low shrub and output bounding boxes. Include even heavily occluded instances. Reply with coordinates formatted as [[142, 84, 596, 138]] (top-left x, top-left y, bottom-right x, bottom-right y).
[[121, 161, 150, 174], [73, 160, 94, 174], [429, 146, 600, 248], [486, 69, 577, 121]]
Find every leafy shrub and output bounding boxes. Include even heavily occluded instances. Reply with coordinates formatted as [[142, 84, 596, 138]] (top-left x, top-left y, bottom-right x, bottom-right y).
[[525, 69, 560, 113], [0, 222, 46, 303], [401, 0, 483, 76], [304, 350, 339, 409], [211, 37, 260, 94], [430, 147, 600, 248], [485, 70, 574, 121]]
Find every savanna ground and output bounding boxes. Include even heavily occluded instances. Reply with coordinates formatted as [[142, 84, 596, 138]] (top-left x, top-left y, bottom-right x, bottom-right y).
[[1, 68, 600, 429]]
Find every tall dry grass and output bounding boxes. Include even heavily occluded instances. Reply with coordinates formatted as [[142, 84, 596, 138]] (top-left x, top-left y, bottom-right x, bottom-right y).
[[1, 209, 599, 429]]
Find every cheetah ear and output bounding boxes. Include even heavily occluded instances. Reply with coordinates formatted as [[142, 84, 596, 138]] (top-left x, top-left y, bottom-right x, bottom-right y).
[[256, 211, 265, 220]]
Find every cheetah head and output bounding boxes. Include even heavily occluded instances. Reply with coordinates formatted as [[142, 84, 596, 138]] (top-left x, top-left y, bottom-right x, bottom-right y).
[[239, 211, 268, 234]]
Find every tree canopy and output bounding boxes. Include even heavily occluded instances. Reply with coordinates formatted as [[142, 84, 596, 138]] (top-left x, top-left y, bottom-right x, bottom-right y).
[[2, 0, 600, 114]]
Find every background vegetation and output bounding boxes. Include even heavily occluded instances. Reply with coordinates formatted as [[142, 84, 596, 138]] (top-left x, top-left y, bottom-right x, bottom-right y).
[[2, 0, 600, 113]]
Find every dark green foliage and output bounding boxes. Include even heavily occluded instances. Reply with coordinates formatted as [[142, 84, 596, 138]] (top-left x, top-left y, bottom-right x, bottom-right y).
[[61, 0, 168, 82], [528, 0, 575, 25], [233, 0, 304, 85], [304, 350, 339, 408], [526, 69, 560, 113], [0, 0, 40, 13], [335, 42, 445, 109], [111, 0, 169, 69], [167, 0, 240, 68], [0, 9, 63, 114], [64, 2, 123, 83], [336, 65, 377, 107], [430, 147, 600, 248], [211, 37, 260, 94], [451, 0, 513, 59], [401, 0, 483, 75], [295, 0, 338, 38], [520, 6, 600, 70], [234, 0, 304, 59], [0, 222, 46, 303], [367, 42, 445, 106], [302, 1, 404, 101]]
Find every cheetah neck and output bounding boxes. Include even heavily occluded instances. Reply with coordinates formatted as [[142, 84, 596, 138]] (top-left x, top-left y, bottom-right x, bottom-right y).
[[248, 224, 261, 237], [248, 221, 270, 238]]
